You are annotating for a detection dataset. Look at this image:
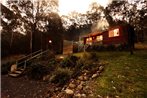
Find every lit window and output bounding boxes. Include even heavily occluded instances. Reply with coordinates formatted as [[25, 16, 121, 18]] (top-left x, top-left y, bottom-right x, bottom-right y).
[[86, 37, 92, 45], [96, 35, 103, 41], [109, 28, 119, 37], [114, 29, 119, 36], [86, 38, 89, 41], [89, 37, 92, 41]]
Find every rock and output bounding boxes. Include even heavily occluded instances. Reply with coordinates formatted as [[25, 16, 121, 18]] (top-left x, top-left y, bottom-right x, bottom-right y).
[[55, 88, 60, 91], [92, 74, 98, 79], [84, 73, 87, 76], [70, 79, 75, 83], [78, 76, 84, 81], [106, 96, 109, 98], [65, 89, 74, 95], [112, 86, 116, 89], [80, 81, 86, 87], [10, 64, 17, 72], [81, 94, 86, 97], [82, 70, 89, 73], [97, 95, 102, 98], [57, 92, 66, 98], [74, 93, 81, 97], [43, 75, 50, 81], [97, 70, 101, 73], [84, 86, 89, 90], [7, 95, 10, 98], [83, 76, 88, 81], [89, 94, 94, 97], [115, 95, 120, 98], [76, 80, 81, 84], [99, 66, 104, 71], [45, 93, 50, 98], [77, 84, 83, 90], [69, 83, 76, 89]]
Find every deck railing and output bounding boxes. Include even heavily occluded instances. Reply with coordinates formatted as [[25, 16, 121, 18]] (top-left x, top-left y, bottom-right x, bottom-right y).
[[15, 49, 50, 68]]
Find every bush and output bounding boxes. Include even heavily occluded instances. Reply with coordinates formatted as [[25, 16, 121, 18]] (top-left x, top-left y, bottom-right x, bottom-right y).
[[116, 44, 123, 51], [73, 44, 78, 53], [82, 60, 94, 70], [48, 58, 57, 66], [41, 51, 55, 60], [106, 44, 115, 51], [97, 45, 105, 51], [82, 52, 98, 61], [72, 59, 84, 78], [50, 67, 72, 86], [1, 62, 14, 75], [60, 55, 79, 68], [73, 52, 99, 73], [27, 64, 50, 80]]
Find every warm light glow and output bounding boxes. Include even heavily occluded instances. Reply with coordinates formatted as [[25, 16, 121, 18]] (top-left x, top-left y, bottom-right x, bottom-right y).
[[86, 37, 93, 45], [59, 0, 111, 15], [49, 40, 52, 43], [89, 37, 92, 41], [109, 28, 120, 37], [96, 35, 103, 41], [59, 56, 64, 59], [86, 38, 89, 41]]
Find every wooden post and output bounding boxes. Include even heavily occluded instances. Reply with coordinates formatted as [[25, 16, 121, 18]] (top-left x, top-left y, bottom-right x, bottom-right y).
[[84, 45, 86, 52], [24, 61, 27, 69]]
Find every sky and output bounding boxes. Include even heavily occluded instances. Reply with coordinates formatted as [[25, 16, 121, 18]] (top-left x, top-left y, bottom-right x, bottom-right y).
[[58, 0, 111, 15], [1, 0, 111, 15]]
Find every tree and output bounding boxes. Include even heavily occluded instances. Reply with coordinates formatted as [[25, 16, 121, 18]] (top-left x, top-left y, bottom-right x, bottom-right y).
[[1, 3, 30, 56], [61, 2, 106, 40], [2, 0, 63, 55], [105, 0, 147, 42]]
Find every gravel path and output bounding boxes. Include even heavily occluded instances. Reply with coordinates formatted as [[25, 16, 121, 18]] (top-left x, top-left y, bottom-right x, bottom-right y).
[[1, 75, 52, 98]]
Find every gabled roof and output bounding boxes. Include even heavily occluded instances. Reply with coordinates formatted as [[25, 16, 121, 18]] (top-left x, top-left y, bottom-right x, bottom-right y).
[[88, 32, 102, 36], [83, 31, 107, 38]]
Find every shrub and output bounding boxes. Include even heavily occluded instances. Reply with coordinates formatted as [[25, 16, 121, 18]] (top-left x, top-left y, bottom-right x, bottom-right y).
[[74, 52, 100, 72], [106, 44, 115, 51], [115, 44, 130, 51], [48, 58, 57, 66], [60, 55, 79, 68], [50, 67, 72, 86], [27, 64, 50, 80], [73, 44, 78, 53], [82, 60, 94, 70], [96, 45, 105, 51], [116, 44, 123, 51], [41, 51, 55, 60], [72, 58, 84, 78], [82, 52, 98, 61]]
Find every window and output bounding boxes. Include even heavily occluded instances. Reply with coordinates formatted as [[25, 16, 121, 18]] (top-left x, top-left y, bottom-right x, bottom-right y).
[[96, 35, 103, 41], [109, 28, 120, 37], [86, 37, 92, 45]]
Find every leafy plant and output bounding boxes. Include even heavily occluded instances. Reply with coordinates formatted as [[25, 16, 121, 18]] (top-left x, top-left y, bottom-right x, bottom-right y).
[[60, 55, 79, 68], [106, 44, 115, 51], [27, 64, 50, 80], [50, 67, 73, 86], [82, 52, 99, 61]]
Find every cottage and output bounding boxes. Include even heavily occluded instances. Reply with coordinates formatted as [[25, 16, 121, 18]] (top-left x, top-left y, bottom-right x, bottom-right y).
[[83, 25, 133, 46]]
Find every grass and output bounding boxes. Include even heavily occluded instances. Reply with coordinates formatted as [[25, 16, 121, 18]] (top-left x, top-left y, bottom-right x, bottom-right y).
[[74, 50, 147, 98]]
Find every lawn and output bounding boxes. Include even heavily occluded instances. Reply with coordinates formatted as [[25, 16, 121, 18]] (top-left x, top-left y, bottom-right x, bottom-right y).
[[75, 50, 147, 98]]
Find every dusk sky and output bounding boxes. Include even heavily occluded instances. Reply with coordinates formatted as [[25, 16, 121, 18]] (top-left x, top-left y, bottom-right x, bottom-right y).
[[1, 0, 112, 15]]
